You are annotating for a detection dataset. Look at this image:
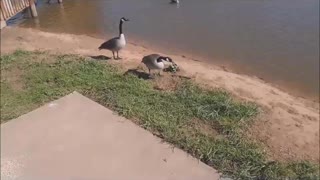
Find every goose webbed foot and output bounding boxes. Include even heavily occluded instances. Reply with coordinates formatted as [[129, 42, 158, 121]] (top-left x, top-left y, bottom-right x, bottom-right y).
[[116, 51, 122, 60]]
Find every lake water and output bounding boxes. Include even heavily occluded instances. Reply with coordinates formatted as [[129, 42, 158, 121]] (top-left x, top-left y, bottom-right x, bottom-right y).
[[10, 0, 319, 99]]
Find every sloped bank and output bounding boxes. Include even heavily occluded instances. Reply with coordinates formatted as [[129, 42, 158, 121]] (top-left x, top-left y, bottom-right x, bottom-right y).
[[1, 50, 318, 179]]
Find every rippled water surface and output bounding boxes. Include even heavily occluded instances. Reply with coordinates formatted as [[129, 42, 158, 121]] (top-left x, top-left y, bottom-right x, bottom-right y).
[[11, 0, 319, 98]]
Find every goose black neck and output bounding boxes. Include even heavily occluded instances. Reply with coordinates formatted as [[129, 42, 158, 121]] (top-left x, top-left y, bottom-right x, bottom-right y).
[[157, 56, 165, 63], [119, 20, 123, 36]]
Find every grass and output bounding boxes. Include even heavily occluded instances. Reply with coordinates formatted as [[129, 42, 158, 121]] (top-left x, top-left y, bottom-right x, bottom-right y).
[[1, 50, 319, 179]]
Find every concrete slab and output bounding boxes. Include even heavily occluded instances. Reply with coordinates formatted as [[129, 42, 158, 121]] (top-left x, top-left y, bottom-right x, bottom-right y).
[[1, 92, 220, 180]]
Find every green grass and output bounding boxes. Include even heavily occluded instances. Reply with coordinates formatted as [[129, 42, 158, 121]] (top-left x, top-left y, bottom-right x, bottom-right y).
[[1, 50, 319, 179]]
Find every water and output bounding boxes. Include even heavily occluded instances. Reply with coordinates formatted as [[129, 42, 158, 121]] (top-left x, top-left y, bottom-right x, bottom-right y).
[[11, 0, 319, 99]]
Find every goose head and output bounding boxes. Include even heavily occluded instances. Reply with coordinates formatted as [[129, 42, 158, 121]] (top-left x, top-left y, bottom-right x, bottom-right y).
[[163, 57, 179, 67], [120, 17, 130, 22], [164, 57, 173, 63], [157, 56, 172, 63]]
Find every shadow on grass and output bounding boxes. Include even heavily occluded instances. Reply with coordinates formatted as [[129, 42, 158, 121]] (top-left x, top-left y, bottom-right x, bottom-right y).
[[89, 55, 111, 61], [124, 69, 150, 80]]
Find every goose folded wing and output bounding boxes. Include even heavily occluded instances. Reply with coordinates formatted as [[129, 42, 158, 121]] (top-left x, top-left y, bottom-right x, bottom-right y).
[[99, 37, 119, 50]]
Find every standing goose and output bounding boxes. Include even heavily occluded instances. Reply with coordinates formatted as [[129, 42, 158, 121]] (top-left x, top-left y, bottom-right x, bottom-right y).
[[141, 54, 173, 77], [99, 17, 129, 59]]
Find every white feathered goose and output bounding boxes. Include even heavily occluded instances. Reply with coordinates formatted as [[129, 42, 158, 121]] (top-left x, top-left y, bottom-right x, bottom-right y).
[[141, 54, 173, 77], [99, 17, 129, 59]]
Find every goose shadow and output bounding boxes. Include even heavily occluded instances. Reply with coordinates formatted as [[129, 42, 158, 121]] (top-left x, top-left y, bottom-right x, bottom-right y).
[[124, 69, 150, 80], [89, 55, 111, 61]]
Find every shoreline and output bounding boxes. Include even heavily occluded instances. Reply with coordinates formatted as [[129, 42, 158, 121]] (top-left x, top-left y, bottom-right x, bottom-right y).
[[126, 34, 320, 102], [1, 26, 319, 162], [76, 31, 320, 102], [17, 24, 319, 101]]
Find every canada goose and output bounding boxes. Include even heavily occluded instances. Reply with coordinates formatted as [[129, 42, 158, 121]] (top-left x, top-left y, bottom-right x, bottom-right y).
[[98, 17, 129, 59], [141, 54, 173, 77], [171, 0, 179, 4]]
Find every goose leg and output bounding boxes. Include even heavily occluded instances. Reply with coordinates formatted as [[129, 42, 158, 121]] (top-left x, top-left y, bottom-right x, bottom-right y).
[[116, 51, 121, 60], [112, 51, 115, 59], [148, 68, 154, 79]]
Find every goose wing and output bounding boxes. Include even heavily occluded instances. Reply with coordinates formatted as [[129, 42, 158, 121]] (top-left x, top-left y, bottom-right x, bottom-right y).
[[142, 54, 164, 69], [98, 37, 120, 50], [142, 54, 161, 64]]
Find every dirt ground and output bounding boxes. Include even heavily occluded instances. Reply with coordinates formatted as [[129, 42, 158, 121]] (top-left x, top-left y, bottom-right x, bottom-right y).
[[1, 27, 319, 163]]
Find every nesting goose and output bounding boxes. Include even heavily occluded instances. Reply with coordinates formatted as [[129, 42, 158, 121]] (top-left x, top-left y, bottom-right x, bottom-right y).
[[99, 17, 129, 59], [141, 54, 173, 77]]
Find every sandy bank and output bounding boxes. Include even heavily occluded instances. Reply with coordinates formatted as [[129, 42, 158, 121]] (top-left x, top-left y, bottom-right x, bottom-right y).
[[1, 27, 319, 162]]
